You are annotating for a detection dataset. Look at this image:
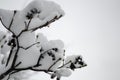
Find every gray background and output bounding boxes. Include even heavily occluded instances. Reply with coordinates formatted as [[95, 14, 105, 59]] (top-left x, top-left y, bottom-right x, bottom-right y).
[[0, 0, 120, 80]]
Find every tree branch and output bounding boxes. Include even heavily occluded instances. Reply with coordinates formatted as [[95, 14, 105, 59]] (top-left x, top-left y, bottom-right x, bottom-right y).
[[14, 62, 22, 67], [58, 61, 72, 69], [17, 19, 32, 38], [9, 10, 17, 29], [6, 46, 15, 66], [7, 70, 18, 80], [19, 42, 40, 50], [48, 58, 62, 71], [0, 68, 13, 79], [35, 48, 54, 66], [29, 15, 62, 32]]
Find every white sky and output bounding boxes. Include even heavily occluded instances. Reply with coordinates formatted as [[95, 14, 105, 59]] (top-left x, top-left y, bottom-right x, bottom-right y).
[[0, 0, 120, 80]]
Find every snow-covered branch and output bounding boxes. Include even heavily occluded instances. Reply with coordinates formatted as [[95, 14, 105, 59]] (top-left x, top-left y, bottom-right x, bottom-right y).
[[0, 0, 86, 80]]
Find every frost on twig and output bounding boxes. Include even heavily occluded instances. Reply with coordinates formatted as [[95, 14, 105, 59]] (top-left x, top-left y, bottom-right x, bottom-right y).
[[0, 0, 86, 80]]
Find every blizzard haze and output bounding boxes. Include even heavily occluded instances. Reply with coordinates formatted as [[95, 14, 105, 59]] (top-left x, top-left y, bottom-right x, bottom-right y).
[[0, 0, 120, 80]]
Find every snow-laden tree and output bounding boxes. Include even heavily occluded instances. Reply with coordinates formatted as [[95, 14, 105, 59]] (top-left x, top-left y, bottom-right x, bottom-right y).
[[0, 0, 87, 80]]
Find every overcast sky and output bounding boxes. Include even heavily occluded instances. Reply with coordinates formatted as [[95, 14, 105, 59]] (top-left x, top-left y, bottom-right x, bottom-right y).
[[0, 0, 120, 80]]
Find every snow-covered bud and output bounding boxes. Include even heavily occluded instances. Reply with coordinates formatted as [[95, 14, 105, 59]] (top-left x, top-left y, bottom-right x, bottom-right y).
[[64, 55, 87, 70]]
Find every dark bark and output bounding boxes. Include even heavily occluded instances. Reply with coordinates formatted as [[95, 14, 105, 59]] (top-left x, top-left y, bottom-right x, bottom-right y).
[[0, 68, 13, 79]]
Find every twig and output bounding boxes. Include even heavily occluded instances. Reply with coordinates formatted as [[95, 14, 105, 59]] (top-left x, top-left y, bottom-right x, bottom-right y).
[[7, 70, 18, 80], [36, 48, 54, 66], [58, 61, 72, 69], [48, 58, 62, 71], [19, 42, 40, 50], [29, 15, 62, 32], [26, 19, 32, 30], [14, 62, 22, 67], [6, 46, 15, 67], [9, 10, 17, 29], [17, 18, 32, 38]]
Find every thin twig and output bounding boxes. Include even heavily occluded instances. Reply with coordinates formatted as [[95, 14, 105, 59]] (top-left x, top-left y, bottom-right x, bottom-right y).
[[17, 19, 32, 38], [9, 10, 17, 29], [48, 58, 62, 71], [14, 62, 22, 67], [26, 19, 32, 30], [6, 46, 15, 67], [58, 61, 72, 69], [19, 42, 40, 50], [29, 15, 62, 32], [36, 48, 54, 66]]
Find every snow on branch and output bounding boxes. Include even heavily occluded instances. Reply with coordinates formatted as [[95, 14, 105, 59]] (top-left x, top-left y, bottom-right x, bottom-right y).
[[0, 0, 86, 80], [0, 0, 64, 36]]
